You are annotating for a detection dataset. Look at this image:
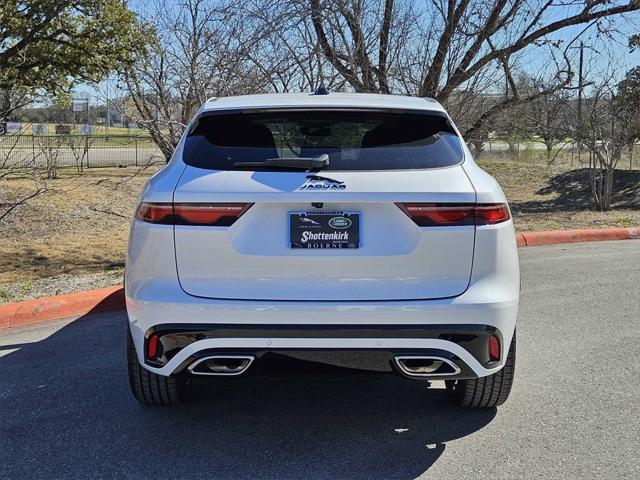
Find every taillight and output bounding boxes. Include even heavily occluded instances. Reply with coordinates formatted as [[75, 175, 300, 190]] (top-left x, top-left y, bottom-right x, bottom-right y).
[[397, 203, 510, 226], [135, 202, 252, 226], [173, 203, 252, 226], [474, 204, 511, 225], [135, 202, 174, 224], [398, 204, 475, 226]]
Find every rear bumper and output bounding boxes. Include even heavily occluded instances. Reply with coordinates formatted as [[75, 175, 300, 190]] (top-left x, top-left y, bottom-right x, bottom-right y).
[[141, 323, 504, 380], [126, 276, 518, 379], [126, 220, 519, 380]]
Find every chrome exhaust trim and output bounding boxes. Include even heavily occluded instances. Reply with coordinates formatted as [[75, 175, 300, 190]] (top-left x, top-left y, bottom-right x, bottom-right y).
[[188, 355, 255, 376], [393, 355, 461, 378]]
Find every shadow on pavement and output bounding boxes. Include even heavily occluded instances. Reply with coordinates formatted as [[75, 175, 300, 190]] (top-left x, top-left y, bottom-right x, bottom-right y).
[[510, 167, 640, 214], [0, 308, 496, 480]]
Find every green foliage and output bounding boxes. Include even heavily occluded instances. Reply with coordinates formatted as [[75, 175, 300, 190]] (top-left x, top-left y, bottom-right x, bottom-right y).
[[0, 0, 149, 94], [53, 92, 72, 109]]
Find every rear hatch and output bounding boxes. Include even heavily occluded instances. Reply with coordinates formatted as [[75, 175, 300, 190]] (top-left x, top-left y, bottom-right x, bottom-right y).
[[173, 108, 476, 301]]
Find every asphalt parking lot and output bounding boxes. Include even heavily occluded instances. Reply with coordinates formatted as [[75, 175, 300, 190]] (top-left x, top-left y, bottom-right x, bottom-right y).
[[1, 241, 639, 479]]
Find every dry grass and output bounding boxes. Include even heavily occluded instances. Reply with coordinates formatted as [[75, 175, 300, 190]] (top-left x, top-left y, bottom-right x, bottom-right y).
[[0, 166, 160, 285], [479, 160, 640, 231], [0, 161, 638, 301]]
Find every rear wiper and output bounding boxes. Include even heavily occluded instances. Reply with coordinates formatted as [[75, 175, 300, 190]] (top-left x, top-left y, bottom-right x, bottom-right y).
[[233, 154, 329, 170]]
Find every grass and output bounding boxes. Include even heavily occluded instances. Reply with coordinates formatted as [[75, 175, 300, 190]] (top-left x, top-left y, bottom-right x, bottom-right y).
[[0, 160, 638, 294], [479, 160, 640, 230], [0, 289, 12, 302], [0, 166, 157, 285]]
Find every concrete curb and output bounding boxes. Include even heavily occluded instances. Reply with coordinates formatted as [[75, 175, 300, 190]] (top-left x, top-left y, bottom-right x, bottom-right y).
[[515, 226, 638, 247], [1, 227, 638, 330], [0, 286, 124, 330]]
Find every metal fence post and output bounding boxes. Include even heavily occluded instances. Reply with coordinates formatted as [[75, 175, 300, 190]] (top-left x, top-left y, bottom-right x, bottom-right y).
[[135, 139, 138, 166], [85, 136, 90, 168], [32, 135, 35, 165]]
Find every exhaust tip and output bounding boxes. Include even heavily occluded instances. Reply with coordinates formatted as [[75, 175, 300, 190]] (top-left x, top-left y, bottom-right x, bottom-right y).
[[393, 355, 461, 378], [188, 355, 255, 376]]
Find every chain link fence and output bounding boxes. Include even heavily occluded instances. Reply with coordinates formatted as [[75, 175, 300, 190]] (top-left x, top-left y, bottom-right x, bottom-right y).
[[467, 139, 639, 169], [0, 135, 163, 169], [2, 134, 637, 171]]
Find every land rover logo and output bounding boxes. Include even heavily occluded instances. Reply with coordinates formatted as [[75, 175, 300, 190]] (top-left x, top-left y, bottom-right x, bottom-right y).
[[329, 217, 352, 229]]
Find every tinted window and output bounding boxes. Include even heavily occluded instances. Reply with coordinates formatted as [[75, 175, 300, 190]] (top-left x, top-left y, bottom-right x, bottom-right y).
[[183, 110, 462, 170]]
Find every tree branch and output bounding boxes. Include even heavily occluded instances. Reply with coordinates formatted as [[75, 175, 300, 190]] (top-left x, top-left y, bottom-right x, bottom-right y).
[[421, 0, 471, 96], [439, 1, 639, 100]]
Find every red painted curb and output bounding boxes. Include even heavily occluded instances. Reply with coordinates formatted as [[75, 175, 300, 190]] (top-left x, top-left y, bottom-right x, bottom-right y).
[[0, 227, 638, 330], [518, 226, 638, 247], [0, 285, 124, 330]]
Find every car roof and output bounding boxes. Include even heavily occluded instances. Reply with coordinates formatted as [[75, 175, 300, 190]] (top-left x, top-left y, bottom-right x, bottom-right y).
[[201, 92, 446, 113]]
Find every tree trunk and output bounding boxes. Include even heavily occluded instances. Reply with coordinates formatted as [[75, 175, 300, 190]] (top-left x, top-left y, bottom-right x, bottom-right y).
[[507, 139, 519, 162], [602, 167, 614, 211], [471, 139, 484, 160], [1, 90, 11, 123]]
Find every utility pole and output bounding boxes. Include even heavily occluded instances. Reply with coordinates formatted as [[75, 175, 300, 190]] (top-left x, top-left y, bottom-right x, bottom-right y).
[[577, 41, 584, 164]]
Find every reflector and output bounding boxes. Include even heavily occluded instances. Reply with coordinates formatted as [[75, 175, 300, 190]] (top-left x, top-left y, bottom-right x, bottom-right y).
[[489, 335, 501, 361], [147, 334, 159, 359]]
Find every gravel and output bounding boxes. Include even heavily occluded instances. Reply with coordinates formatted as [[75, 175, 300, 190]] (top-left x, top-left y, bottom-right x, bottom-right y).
[[0, 270, 122, 303]]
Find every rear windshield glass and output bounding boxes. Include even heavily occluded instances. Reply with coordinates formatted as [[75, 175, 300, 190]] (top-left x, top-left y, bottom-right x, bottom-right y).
[[183, 110, 462, 171]]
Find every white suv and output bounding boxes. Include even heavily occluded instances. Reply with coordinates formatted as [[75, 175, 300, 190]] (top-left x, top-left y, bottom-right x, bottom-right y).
[[126, 92, 519, 408]]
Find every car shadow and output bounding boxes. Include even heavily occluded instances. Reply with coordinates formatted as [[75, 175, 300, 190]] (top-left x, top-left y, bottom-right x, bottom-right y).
[[0, 304, 496, 479]]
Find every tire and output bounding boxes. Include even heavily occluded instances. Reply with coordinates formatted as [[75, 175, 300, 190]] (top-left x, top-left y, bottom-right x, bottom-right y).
[[127, 330, 191, 406], [446, 332, 516, 408]]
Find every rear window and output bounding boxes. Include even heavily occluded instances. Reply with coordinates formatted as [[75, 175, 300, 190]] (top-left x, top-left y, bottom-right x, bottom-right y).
[[183, 110, 463, 171]]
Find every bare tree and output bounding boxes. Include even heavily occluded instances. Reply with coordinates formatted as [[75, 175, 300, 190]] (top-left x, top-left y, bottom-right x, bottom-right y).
[[306, 0, 638, 135], [494, 99, 533, 162], [119, 0, 638, 166], [67, 135, 94, 173], [615, 52, 640, 170], [0, 135, 50, 222], [240, 0, 349, 92], [309, 0, 425, 94], [36, 136, 63, 179], [526, 85, 570, 163], [122, 0, 269, 161], [579, 76, 635, 210]]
